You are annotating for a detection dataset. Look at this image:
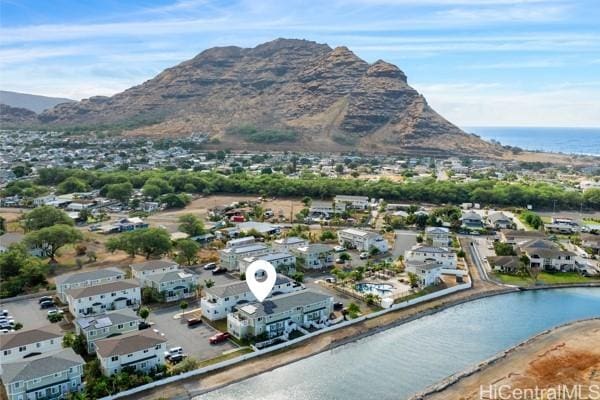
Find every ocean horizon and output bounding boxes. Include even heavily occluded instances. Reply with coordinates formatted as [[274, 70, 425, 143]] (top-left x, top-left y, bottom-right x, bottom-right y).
[[464, 126, 600, 156]]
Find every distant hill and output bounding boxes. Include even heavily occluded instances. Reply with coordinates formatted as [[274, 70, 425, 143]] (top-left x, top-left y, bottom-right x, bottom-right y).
[[1, 39, 502, 157], [0, 90, 73, 113]]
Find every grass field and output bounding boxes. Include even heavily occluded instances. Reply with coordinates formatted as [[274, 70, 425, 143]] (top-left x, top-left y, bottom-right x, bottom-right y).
[[493, 272, 599, 286]]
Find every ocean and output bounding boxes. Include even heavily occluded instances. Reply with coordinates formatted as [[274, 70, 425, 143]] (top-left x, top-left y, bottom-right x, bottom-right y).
[[464, 126, 600, 156]]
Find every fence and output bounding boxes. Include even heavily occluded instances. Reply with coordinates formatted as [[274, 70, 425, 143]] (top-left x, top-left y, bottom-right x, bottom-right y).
[[99, 280, 472, 400]]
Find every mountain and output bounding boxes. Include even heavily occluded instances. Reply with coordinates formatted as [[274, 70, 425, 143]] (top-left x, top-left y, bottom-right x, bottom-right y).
[[5, 39, 501, 156], [0, 90, 73, 113], [0, 104, 38, 125]]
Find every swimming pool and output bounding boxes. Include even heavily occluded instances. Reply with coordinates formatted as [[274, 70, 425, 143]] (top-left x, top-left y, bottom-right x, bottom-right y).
[[354, 282, 394, 297]]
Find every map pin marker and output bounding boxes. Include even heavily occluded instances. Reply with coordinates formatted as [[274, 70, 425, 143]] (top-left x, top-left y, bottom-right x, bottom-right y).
[[245, 259, 277, 302]]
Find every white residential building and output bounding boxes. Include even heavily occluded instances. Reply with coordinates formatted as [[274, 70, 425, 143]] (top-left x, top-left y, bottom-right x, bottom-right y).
[[272, 236, 309, 252], [227, 291, 333, 340], [519, 239, 576, 272], [404, 245, 457, 269], [225, 236, 256, 249], [55, 267, 125, 302], [130, 259, 179, 280], [95, 330, 167, 376], [75, 309, 141, 354], [1, 348, 85, 400], [140, 269, 199, 302], [66, 279, 141, 318], [239, 252, 296, 274], [290, 244, 334, 270], [201, 274, 300, 321], [218, 243, 271, 270], [405, 261, 443, 288], [309, 201, 345, 219], [338, 228, 389, 253], [425, 227, 451, 248], [334, 195, 369, 210], [0, 325, 63, 369]]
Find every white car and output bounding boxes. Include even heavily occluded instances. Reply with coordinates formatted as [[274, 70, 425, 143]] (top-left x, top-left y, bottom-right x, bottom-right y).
[[47, 309, 64, 316], [359, 252, 369, 259], [333, 245, 346, 252], [164, 346, 183, 359]]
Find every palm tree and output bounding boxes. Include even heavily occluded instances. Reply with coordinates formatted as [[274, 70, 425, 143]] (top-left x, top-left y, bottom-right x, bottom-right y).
[[180, 301, 188, 318]]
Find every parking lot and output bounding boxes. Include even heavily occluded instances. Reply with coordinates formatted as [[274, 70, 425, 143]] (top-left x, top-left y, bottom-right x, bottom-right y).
[[2, 295, 64, 331], [149, 300, 237, 361]]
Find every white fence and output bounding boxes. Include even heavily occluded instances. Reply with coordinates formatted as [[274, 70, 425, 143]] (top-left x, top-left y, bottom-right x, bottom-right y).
[[99, 281, 472, 400]]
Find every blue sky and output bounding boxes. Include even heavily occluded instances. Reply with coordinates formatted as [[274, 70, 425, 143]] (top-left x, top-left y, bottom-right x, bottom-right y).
[[1, 0, 599, 127]]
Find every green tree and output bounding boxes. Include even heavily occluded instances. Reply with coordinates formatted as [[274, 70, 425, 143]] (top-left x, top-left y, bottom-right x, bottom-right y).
[[57, 177, 89, 194], [408, 272, 419, 288], [25, 224, 83, 261], [104, 182, 133, 204], [319, 230, 336, 241], [176, 239, 199, 266], [179, 300, 188, 317], [22, 206, 74, 232], [346, 302, 360, 318], [106, 228, 172, 259], [204, 279, 215, 288], [139, 307, 150, 322], [177, 214, 205, 236]]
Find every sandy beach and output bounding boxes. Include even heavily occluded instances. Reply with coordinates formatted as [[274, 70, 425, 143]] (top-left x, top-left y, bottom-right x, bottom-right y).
[[421, 318, 600, 400]]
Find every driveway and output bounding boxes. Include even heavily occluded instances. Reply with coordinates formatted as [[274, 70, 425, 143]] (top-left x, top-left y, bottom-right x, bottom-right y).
[[392, 230, 418, 258], [149, 301, 237, 361]]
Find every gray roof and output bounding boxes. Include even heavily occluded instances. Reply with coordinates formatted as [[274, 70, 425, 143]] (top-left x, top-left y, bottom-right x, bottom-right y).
[[75, 308, 140, 331], [520, 238, 559, 250], [66, 279, 140, 299], [293, 244, 333, 254], [222, 243, 269, 254], [406, 261, 443, 272], [425, 227, 449, 234], [410, 246, 453, 254], [55, 266, 124, 286], [130, 259, 178, 272], [0, 232, 25, 248], [1, 348, 84, 383], [145, 269, 197, 284], [0, 325, 63, 350], [95, 329, 166, 358], [205, 274, 293, 298], [488, 212, 511, 223], [274, 237, 306, 245], [238, 290, 331, 319]]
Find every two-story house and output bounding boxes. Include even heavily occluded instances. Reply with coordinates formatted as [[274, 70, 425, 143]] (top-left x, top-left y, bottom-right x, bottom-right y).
[[95, 330, 167, 376], [487, 212, 514, 230], [290, 244, 334, 270], [218, 243, 271, 270], [337, 228, 389, 253], [201, 274, 300, 321], [66, 279, 141, 318], [238, 252, 296, 275], [405, 261, 443, 288], [140, 269, 199, 302], [461, 211, 484, 229], [272, 236, 309, 252], [404, 245, 457, 269], [1, 348, 85, 400], [227, 291, 333, 340], [424, 227, 451, 248], [130, 259, 179, 280], [55, 267, 125, 302], [518, 239, 576, 272], [74, 309, 141, 354], [334, 195, 369, 210], [0, 325, 63, 371]]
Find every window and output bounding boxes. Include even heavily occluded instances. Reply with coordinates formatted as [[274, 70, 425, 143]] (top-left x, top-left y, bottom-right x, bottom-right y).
[[127, 353, 133, 357], [111, 292, 116, 297], [143, 349, 148, 353], [3, 350, 10, 355], [36, 342, 41, 348], [14, 382, 19, 388], [51, 386, 59, 394], [111, 356, 118, 361], [19, 346, 26, 352], [118, 324, 123, 329], [89, 330, 96, 336], [155, 345, 161, 350]]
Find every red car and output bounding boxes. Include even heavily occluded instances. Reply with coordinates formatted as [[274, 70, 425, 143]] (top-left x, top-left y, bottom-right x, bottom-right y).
[[209, 332, 231, 344]]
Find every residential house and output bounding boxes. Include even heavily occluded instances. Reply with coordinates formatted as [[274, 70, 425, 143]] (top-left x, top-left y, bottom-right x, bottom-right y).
[[95, 330, 167, 376], [518, 239, 576, 272], [405, 261, 442, 287], [272, 236, 309, 252], [545, 217, 580, 234], [139, 269, 199, 302], [236, 221, 281, 236], [499, 229, 546, 246], [130, 259, 179, 280], [337, 228, 389, 253], [404, 245, 457, 269], [581, 234, 600, 254], [0, 232, 45, 257], [224, 236, 256, 249], [66, 279, 141, 318], [227, 291, 333, 340], [488, 256, 522, 274], [291, 244, 335, 270], [0, 325, 63, 369], [74, 309, 141, 354], [487, 212, 514, 230], [55, 267, 125, 302], [309, 201, 345, 219], [219, 243, 271, 270], [201, 274, 300, 321], [239, 252, 296, 275], [1, 348, 85, 400], [424, 227, 451, 248], [460, 211, 484, 229], [334, 195, 369, 210]]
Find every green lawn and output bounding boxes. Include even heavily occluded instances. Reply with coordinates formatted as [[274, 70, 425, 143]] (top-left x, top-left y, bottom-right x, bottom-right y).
[[493, 272, 598, 286]]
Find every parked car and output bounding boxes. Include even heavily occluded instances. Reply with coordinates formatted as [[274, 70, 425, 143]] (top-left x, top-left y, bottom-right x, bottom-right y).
[[186, 318, 202, 327], [335, 258, 345, 264], [359, 252, 369, 259], [0, 328, 12, 334], [47, 309, 63, 316], [164, 346, 183, 360], [38, 296, 53, 304], [1, 309, 8, 316], [333, 245, 346, 252], [203, 262, 217, 271], [40, 300, 54, 309], [169, 353, 185, 364], [324, 277, 336, 284], [212, 267, 227, 275], [209, 332, 231, 344], [333, 302, 344, 311]]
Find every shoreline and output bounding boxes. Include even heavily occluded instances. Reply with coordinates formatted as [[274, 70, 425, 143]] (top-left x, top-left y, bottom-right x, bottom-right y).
[[129, 284, 600, 400], [415, 317, 600, 400]]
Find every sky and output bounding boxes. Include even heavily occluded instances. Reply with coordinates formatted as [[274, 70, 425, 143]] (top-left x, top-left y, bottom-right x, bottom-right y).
[[1, 0, 599, 127]]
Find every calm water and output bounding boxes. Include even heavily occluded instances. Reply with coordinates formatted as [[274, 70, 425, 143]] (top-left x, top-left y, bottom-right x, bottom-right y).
[[465, 126, 600, 156], [197, 288, 600, 400]]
